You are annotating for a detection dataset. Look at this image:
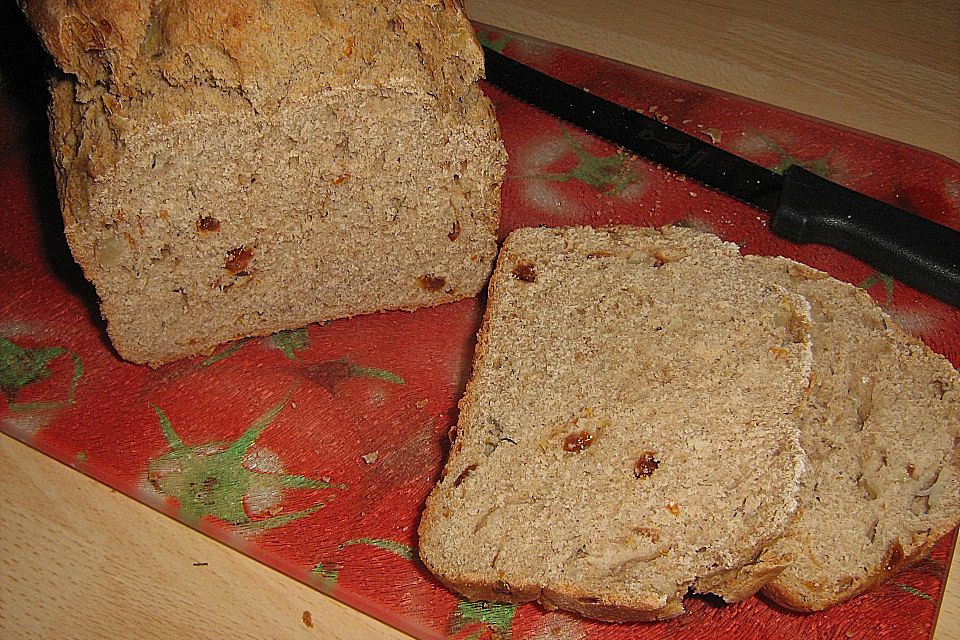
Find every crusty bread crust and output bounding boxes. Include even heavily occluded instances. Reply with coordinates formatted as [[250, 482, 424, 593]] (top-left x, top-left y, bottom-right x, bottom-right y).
[[419, 527, 795, 622], [20, 0, 484, 100], [418, 558, 689, 622], [761, 536, 939, 612]]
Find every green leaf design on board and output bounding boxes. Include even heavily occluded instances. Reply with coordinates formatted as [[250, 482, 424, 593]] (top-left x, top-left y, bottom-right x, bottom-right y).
[[1, 337, 84, 412], [530, 130, 644, 195], [349, 364, 404, 385], [332, 534, 518, 639], [0, 338, 61, 398], [451, 601, 518, 640], [340, 537, 415, 561], [147, 394, 346, 529], [310, 561, 341, 589], [476, 30, 511, 54], [268, 328, 310, 361], [304, 358, 404, 394], [860, 271, 895, 305], [746, 132, 834, 177], [897, 583, 935, 602], [945, 178, 960, 207], [200, 338, 251, 367]]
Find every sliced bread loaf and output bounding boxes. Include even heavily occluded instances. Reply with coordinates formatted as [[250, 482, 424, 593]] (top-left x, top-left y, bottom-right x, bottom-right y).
[[748, 257, 960, 611], [22, 0, 506, 365], [418, 225, 813, 621]]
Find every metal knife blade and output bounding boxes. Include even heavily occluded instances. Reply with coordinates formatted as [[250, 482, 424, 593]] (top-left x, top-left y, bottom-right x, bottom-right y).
[[483, 46, 960, 308]]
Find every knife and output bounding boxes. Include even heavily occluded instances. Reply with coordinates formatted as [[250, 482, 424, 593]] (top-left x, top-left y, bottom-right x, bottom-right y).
[[482, 47, 960, 308]]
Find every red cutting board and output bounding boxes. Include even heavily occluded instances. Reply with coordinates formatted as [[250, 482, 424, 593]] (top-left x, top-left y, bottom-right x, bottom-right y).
[[2, 23, 958, 640]]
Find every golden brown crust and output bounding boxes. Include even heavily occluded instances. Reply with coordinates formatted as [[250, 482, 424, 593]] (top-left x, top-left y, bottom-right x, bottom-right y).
[[417, 232, 504, 519], [539, 584, 685, 622], [19, 0, 149, 84], [19, 0, 484, 102], [414, 569, 687, 622], [761, 534, 942, 612], [48, 77, 99, 282]]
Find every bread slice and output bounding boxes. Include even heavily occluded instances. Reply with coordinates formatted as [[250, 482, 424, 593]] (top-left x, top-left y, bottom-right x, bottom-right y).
[[418, 225, 813, 621], [22, 0, 506, 365], [747, 257, 960, 611]]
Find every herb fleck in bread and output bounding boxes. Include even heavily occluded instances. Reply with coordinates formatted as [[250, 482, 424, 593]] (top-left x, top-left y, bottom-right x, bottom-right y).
[[418, 225, 813, 621], [750, 257, 960, 611], [21, 0, 506, 366]]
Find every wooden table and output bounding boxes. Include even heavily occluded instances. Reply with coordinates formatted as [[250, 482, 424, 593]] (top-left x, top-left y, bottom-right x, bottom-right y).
[[2, 1, 958, 638]]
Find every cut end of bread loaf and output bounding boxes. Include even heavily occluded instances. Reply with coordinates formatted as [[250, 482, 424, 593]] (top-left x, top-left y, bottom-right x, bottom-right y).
[[418, 225, 813, 621], [31, 0, 506, 365], [753, 258, 960, 612]]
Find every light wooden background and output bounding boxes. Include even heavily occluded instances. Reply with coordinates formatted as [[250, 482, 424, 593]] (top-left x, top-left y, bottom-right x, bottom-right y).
[[471, 0, 960, 162], [2, 1, 958, 639]]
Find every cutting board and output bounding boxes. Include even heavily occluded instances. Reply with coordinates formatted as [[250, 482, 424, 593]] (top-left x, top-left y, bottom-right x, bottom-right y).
[[2, 24, 958, 640]]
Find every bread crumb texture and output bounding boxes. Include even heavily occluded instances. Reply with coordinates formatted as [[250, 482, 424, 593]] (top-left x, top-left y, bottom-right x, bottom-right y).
[[419, 225, 814, 621], [420, 225, 960, 619], [24, 0, 506, 365], [753, 257, 960, 611]]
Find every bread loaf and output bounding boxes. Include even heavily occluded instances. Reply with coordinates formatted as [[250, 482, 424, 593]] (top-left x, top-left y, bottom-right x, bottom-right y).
[[418, 225, 813, 621], [21, 0, 506, 366], [749, 257, 960, 611]]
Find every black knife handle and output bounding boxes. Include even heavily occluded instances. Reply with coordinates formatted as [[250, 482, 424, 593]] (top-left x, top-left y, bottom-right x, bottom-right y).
[[772, 165, 960, 306]]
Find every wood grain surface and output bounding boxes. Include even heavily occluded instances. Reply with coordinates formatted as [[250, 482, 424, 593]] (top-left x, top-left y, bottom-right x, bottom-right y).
[[0, 434, 410, 640], [2, 1, 958, 639], [468, 0, 960, 162]]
